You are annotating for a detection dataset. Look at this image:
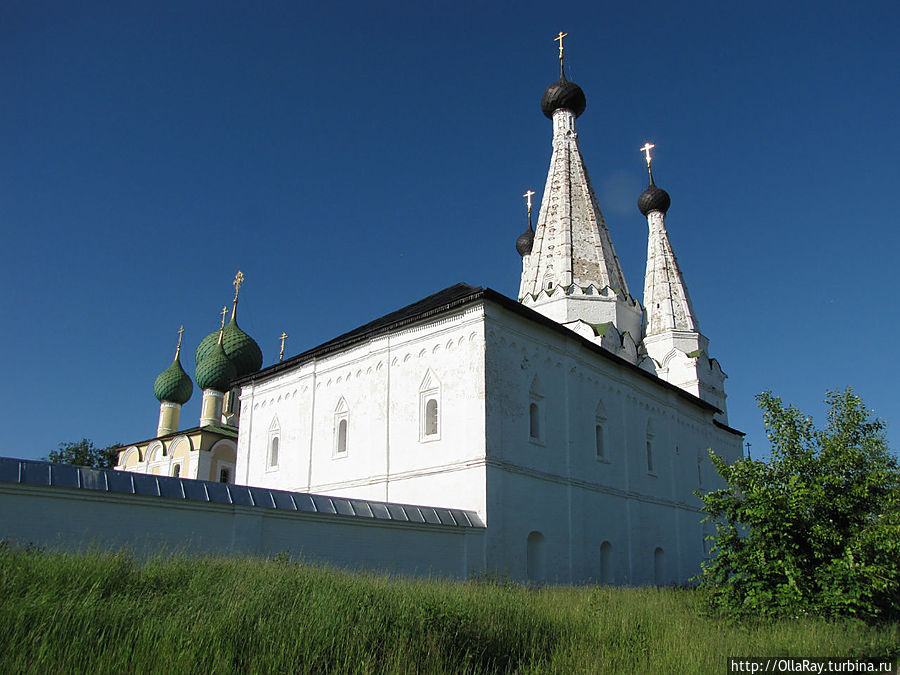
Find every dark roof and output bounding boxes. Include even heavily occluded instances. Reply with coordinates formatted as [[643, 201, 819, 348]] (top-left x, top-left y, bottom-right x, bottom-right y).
[[234, 283, 484, 385], [236, 282, 734, 422], [0, 457, 485, 528], [713, 419, 745, 437]]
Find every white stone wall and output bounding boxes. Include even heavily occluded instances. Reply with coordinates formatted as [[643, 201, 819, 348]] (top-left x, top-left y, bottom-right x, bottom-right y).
[[236, 304, 489, 519], [0, 483, 485, 578], [234, 296, 741, 585], [482, 304, 742, 584]]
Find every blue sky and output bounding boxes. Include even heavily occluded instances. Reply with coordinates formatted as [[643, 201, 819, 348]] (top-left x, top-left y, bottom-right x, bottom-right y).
[[1, 1, 897, 461]]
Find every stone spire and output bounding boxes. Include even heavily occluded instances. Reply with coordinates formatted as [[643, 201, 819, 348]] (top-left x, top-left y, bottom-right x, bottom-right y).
[[518, 36, 641, 348], [639, 147, 699, 337], [637, 145, 728, 420]]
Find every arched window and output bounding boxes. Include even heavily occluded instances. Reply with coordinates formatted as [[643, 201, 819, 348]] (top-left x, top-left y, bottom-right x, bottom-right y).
[[337, 419, 347, 454], [219, 467, 231, 484], [646, 420, 655, 473], [595, 401, 607, 461], [654, 547, 665, 586], [600, 541, 612, 584], [172, 464, 181, 478], [269, 437, 279, 468], [334, 398, 349, 457], [530, 403, 541, 439], [529, 376, 543, 443], [419, 370, 441, 441], [526, 531, 546, 583], [425, 399, 438, 436], [267, 417, 280, 470]]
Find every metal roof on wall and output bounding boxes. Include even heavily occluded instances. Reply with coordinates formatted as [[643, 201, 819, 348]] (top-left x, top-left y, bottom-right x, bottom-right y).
[[0, 457, 485, 529]]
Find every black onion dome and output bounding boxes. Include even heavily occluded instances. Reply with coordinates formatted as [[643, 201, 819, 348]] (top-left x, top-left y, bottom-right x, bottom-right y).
[[638, 184, 671, 216], [541, 76, 586, 119], [516, 225, 534, 257]]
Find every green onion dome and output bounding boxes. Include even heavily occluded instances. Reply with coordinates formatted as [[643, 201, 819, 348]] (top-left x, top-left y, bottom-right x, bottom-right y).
[[153, 354, 193, 405], [195, 317, 263, 379], [195, 340, 238, 392], [221, 317, 263, 378], [195, 329, 220, 368]]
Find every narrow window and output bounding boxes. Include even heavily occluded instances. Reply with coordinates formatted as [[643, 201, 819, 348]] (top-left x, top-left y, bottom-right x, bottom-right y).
[[526, 531, 546, 583], [600, 541, 612, 584], [219, 467, 231, 484], [646, 440, 654, 472], [654, 547, 665, 586], [595, 401, 608, 461], [337, 419, 348, 454], [425, 398, 438, 436], [172, 464, 181, 478], [529, 403, 540, 439], [419, 370, 441, 442], [269, 436, 279, 468], [267, 417, 281, 470]]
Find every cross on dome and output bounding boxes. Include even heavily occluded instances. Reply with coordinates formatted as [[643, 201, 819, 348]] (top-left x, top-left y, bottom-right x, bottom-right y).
[[523, 189, 535, 213], [233, 270, 244, 303], [175, 325, 184, 357], [279, 332, 288, 362], [554, 31, 567, 75]]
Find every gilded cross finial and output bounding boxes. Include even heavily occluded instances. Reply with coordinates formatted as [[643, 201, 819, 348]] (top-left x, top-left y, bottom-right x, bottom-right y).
[[640, 142, 655, 183], [555, 31, 568, 76], [231, 270, 244, 320], [232, 270, 244, 303], [279, 331, 288, 362], [523, 189, 535, 228], [175, 325, 184, 358], [219, 306, 228, 329]]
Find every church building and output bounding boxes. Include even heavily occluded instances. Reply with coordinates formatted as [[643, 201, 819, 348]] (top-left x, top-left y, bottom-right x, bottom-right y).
[[114, 39, 743, 585]]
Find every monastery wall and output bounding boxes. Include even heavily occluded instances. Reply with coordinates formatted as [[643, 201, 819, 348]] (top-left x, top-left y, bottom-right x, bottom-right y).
[[0, 466, 485, 578], [481, 303, 742, 584], [236, 304, 489, 518]]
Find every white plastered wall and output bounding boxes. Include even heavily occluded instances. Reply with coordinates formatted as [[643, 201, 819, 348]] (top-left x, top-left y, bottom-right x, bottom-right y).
[[482, 303, 742, 584], [236, 304, 489, 520]]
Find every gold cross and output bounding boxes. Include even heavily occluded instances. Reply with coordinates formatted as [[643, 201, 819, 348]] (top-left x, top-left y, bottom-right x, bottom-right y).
[[279, 331, 288, 362], [640, 142, 656, 182], [175, 325, 184, 358], [553, 31, 568, 68], [523, 189, 535, 225], [219, 306, 228, 329], [232, 270, 244, 303]]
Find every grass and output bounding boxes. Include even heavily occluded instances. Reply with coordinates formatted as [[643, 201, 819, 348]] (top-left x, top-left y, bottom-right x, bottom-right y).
[[0, 546, 897, 674]]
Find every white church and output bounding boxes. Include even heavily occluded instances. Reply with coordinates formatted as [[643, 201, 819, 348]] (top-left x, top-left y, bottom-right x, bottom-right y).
[[1, 40, 743, 586]]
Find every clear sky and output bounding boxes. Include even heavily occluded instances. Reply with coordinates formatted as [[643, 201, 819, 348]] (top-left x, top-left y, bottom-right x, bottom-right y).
[[2, 1, 897, 461]]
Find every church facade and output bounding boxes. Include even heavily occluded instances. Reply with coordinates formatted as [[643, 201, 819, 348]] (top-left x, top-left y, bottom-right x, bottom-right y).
[[114, 44, 743, 585]]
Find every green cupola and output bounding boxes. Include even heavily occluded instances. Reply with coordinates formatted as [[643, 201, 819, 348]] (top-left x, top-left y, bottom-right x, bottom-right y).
[[153, 353, 193, 405], [195, 270, 263, 379], [155, 326, 192, 436], [195, 335, 238, 392]]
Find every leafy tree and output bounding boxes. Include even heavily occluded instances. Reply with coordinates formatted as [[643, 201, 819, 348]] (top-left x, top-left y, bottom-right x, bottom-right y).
[[699, 388, 900, 621], [44, 438, 120, 469]]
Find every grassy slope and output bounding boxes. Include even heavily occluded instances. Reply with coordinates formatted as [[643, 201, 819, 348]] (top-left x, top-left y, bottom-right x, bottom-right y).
[[0, 548, 896, 674]]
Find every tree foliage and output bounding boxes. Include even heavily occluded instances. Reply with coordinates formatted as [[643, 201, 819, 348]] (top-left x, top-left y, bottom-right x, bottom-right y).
[[699, 388, 900, 621], [44, 438, 120, 470]]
